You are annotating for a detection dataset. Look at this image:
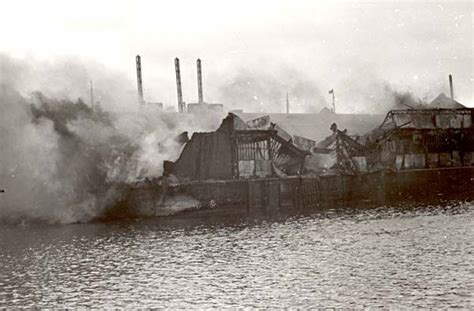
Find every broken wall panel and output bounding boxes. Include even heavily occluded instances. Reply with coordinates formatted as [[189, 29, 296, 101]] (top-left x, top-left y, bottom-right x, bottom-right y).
[[452, 151, 462, 166], [395, 155, 403, 170], [172, 113, 308, 182], [439, 152, 452, 167], [427, 153, 439, 168], [353, 156, 368, 172], [463, 115, 472, 128], [238, 160, 254, 178], [463, 152, 474, 166], [255, 160, 272, 177], [172, 116, 234, 181], [293, 135, 317, 152]]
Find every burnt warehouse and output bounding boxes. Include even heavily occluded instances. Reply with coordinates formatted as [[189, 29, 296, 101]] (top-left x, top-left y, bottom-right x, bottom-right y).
[[166, 113, 309, 181]]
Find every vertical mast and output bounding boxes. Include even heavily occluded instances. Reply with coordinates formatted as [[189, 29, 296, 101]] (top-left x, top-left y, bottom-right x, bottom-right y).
[[332, 90, 336, 113], [329, 89, 335, 113], [449, 74, 454, 100]]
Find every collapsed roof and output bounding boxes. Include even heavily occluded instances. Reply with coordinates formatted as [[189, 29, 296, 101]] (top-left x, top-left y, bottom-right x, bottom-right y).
[[167, 113, 309, 181], [379, 108, 473, 130]]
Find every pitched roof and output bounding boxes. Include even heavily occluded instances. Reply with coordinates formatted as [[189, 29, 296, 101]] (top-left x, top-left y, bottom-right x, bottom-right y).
[[429, 93, 465, 109]]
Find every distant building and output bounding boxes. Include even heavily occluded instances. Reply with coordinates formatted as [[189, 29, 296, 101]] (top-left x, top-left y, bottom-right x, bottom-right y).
[[320, 107, 333, 114], [146, 102, 164, 110], [187, 103, 223, 113], [429, 93, 465, 109]]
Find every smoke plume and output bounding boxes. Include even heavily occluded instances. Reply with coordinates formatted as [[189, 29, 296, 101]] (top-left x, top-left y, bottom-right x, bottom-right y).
[[214, 60, 433, 114], [0, 55, 224, 224], [0, 53, 443, 224]]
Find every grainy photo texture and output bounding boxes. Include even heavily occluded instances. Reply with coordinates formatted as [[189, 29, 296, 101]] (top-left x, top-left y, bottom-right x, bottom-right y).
[[0, 0, 473, 308]]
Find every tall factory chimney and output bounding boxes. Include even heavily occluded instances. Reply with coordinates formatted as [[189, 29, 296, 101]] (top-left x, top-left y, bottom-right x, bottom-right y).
[[136, 55, 144, 105], [175, 58, 185, 112], [449, 74, 454, 100], [197, 58, 204, 104], [286, 91, 289, 114]]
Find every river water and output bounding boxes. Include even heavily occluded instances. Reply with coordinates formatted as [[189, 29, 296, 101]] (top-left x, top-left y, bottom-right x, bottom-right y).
[[1, 202, 473, 308]]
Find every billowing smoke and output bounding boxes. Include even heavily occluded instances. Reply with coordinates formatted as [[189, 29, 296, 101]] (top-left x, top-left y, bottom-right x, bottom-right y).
[[215, 61, 434, 115], [0, 53, 136, 111], [0, 53, 446, 224], [0, 55, 224, 224], [367, 83, 426, 111]]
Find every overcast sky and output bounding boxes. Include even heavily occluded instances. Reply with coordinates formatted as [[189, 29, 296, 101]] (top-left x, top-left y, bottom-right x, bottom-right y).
[[0, 0, 472, 112]]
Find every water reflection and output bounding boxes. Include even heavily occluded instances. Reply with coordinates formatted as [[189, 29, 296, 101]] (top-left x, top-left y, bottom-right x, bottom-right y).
[[1, 201, 473, 308]]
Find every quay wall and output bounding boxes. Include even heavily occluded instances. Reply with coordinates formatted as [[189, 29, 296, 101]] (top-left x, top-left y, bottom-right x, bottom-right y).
[[120, 167, 474, 218], [175, 167, 474, 212]]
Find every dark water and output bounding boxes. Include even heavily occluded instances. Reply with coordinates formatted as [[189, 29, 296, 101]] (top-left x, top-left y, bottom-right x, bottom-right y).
[[1, 202, 473, 308]]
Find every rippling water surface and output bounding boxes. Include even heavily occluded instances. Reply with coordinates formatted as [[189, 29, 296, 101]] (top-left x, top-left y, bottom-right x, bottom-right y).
[[1, 202, 473, 308]]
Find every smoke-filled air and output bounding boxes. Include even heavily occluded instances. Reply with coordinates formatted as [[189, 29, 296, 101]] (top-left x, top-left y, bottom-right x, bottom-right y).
[[0, 0, 471, 223], [0, 46, 466, 224], [0, 55, 225, 224]]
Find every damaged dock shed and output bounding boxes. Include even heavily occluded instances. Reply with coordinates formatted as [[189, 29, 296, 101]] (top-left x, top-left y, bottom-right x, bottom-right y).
[[167, 113, 309, 181], [118, 106, 474, 219]]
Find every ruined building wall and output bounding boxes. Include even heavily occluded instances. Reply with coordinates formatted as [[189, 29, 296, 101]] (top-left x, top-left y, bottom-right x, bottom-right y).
[[171, 116, 234, 181], [170, 113, 308, 181]]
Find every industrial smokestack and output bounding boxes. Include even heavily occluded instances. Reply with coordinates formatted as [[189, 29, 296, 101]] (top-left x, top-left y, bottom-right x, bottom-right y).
[[449, 74, 454, 100], [197, 58, 204, 104], [136, 55, 144, 105], [175, 58, 185, 112], [286, 91, 289, 114]]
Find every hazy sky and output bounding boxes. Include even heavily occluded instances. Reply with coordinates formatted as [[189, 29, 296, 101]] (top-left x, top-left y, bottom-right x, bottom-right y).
[[0, 0, 472, 112]]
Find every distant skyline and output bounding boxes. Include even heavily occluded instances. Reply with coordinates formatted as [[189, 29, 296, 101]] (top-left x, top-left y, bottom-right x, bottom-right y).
[[0, 0, 472, 112]]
